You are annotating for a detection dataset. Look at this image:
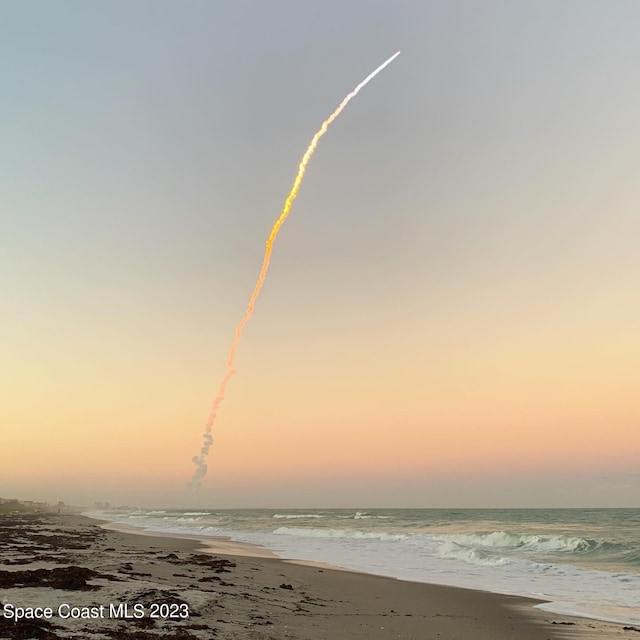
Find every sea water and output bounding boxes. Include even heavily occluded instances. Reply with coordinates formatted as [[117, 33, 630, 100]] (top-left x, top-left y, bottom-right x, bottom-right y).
[[86, 508, 640, 625]]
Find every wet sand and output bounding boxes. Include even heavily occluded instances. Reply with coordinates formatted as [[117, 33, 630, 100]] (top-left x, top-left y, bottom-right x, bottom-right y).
[[0, 513, 633, 639]]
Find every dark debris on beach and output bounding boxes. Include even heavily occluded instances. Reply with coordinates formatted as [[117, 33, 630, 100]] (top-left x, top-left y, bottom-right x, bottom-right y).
[[0, 566, 107, 590], [161, 554, 236, 573], [0, 513, 105, 570], [0, 616, 61, 640]]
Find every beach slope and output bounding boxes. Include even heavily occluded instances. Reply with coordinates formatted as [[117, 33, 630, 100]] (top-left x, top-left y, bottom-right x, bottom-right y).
[[0, 513, 624, 639]]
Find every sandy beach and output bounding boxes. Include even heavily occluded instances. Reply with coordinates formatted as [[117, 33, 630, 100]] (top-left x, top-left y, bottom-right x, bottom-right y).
[[2, 513, 634, 639]]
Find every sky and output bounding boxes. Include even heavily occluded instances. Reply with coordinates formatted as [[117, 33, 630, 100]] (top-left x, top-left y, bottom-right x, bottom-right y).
[[2, 1, 639, 508]]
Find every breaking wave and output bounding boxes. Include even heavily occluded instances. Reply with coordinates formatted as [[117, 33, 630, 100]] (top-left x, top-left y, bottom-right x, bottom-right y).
[[271, 528, 601, 555], [434, 531, 602, 554], [272, 514, 325, 519], [435, 541, 513, 566], [273, 527, 409, 541]]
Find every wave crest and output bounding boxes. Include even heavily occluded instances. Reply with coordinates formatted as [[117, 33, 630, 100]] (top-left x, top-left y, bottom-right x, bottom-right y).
[[273, 527, 409, 541], [437, 531, 600, 554]]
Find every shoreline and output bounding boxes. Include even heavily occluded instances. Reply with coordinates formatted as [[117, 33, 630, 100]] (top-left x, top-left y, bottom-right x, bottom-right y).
[[90, 513, 640, 629], [1, 513, 631, 639], [98, 519, 280, 559]]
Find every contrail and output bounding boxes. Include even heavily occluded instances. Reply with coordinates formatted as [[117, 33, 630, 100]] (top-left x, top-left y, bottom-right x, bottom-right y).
[[190, 50, 401, 487]]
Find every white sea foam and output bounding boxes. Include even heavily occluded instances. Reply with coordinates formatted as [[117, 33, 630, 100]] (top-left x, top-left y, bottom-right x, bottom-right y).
[[274, 527, 409, 541], [272, 514, 324, 519]]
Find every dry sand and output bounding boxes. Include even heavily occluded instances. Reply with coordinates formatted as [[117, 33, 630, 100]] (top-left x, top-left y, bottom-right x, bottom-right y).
[[0, 513, 634, 639]]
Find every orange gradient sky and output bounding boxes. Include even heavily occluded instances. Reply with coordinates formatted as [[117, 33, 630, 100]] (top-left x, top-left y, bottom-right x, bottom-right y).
[[2, 1, 639, 507]]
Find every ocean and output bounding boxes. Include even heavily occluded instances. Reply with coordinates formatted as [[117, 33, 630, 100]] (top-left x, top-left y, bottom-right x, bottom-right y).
[[86, 507, 640, 625]]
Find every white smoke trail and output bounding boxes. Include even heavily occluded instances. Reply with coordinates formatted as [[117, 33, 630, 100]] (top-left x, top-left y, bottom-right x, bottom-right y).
[[190, 51, 401, 487]]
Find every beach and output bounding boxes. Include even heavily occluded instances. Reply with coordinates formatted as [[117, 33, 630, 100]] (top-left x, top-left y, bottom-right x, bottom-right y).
[[1, 513, 631, 639]]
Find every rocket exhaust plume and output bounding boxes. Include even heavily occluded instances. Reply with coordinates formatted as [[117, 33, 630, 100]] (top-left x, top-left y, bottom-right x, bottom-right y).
[[189, 50, 401, 487]]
